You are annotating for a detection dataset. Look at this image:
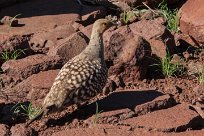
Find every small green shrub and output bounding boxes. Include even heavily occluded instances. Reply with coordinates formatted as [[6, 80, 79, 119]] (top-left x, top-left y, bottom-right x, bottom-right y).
[[152, 52, 184, 77], [12, 103, 40, 120], [158, 0, 180, 32], [1, 49, 26, 61]]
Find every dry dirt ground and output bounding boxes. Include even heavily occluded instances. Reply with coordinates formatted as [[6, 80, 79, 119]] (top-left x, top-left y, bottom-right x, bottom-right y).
[[0, 0, 204, 136]]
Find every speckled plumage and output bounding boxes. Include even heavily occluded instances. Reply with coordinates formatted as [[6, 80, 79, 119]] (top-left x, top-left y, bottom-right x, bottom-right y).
[[44, 57, 107, 109], [26, 19, 112, 126]]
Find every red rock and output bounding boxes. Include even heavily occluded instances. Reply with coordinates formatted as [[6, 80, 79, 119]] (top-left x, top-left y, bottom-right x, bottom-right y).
[[0, 70, 59, 104], [179, 0, 204, 44], [129, 19, 176, 59], [27, 70, 59, 105], [169, 130, 204, 136], [129, 128, 166, 136], [0, 97, 6, 104], [52, 125, 129, 136], [122, 104, 202, 132], [80, 90, 176, 126], [0, 124, 9, 136], [0, 0, 81, 35], [187, 61, 203, 75], [48, 32, 88, 62], [135, 94, 176, 116], [52, 126, 166, 136], [174, 33, 199, 47], [30, 70, 59, 89], [0, 74, 15, 89], [29, 25, 76, 53], [10, 124, 33, 136], [86, 108, 133, 125], [104, 25, 151, 82], [1, 54, 63, 82], [0, 35, 29, 53]]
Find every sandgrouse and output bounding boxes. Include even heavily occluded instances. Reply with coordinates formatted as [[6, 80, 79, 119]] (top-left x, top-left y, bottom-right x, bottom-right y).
[[26, 19, 112, 126]]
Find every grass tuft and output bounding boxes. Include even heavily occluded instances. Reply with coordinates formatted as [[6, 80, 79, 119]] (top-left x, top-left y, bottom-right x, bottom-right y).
[[12, 103, 40, 120], [151, 52, 184, 77], [157, 0, 180, 32], [1, 49, 26, 61]]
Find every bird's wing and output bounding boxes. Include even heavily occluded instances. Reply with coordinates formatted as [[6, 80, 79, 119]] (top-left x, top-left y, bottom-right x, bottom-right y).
[[43, 58, 102, 108]]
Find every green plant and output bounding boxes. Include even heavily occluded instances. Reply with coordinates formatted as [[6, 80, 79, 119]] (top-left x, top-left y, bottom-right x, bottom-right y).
[[121, 10, 133, 24], [93, 102, 103, 126], [1, 49, 26, 61], [151, 52, 183, 77], [10, 14, 21, 27], [158, 0, 179, 32], [198, 66, 204, 84], [12, 103, 40, 120]]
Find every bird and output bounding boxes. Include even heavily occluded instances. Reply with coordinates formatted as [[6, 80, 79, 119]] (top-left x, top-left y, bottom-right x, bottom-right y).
[[26, 19, 113, 126]]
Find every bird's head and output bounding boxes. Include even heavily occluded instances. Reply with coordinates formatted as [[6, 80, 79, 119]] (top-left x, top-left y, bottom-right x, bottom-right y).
[[93, 19, 113, 34]]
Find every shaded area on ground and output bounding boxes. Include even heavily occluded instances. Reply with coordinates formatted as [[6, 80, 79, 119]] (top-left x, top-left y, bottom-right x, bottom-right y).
[[46, 89, 164, 126]]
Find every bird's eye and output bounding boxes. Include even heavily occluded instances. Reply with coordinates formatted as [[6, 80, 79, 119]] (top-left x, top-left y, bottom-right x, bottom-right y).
[[103, 23, 107, 26]]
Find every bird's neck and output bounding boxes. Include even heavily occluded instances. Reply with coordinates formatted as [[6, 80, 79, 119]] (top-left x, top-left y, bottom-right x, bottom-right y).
[[83, 30, 105, 62]]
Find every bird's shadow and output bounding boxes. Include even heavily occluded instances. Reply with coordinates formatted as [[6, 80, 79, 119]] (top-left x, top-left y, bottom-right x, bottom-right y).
[[46, 89, 164, 127]]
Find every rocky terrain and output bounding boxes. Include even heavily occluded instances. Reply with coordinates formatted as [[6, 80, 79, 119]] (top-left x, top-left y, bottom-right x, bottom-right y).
[[0, 0, 204, 135]]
